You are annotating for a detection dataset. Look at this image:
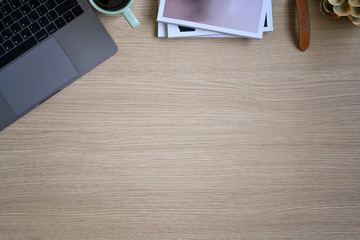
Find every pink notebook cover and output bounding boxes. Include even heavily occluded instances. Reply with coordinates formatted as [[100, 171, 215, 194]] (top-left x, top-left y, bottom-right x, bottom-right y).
[[158, 0, 267, 39]]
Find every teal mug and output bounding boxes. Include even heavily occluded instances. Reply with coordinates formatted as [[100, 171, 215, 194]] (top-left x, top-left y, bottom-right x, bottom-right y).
[[88, 0, 140, 28]]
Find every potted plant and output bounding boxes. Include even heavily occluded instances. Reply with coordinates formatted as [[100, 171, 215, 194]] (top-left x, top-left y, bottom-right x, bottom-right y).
[[320, 0, 360, 25]]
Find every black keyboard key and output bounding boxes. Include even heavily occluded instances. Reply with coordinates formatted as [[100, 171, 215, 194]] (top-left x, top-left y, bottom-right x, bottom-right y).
[[72, 5, 83, 17], [1, 4, 12, 15], [37, 15, 49, 27], [20, 0, 28, 4], [11, 33, 23, 45], [45, 22, 57, 34], [46, 10, 57, 21], [36, 4, 47, 16], [0, 21, 5, 31], [29, 0, 41, 9], [45, 0, 56, 10], [29, 21, 40, 33], [63, 10, 74, 23], [3, 39, 14, 51], [0, 11, 3, 20], [54, 16, 65, 29], [28, 10, 39, 22], [0, 45, 5, 56], [55, 0, 77, 16], [2, 15, 14, 27], [1, 28, 13, 39], [10, 0, 22, 9], [0, 34, 4, 44], [55, 0, 66, 4], [20, 3, 31, 15], [34, 28, 47, 42], [10, 22, 21, 34], [20, 27, 31, 39], [0, 36, 37, 69], [19, 16, 30, 28], [11, 9, 22, 21]]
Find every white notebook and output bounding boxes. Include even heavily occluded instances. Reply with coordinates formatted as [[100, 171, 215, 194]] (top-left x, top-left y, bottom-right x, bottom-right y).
[[157, 0, 268, 39]]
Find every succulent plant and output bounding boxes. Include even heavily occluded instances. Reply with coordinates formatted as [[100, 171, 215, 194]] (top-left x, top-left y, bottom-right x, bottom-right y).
[[320, 0, 360, 25]]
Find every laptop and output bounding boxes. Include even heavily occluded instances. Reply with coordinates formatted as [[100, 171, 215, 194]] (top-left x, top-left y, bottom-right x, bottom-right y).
[[0, 0, 118, 131]]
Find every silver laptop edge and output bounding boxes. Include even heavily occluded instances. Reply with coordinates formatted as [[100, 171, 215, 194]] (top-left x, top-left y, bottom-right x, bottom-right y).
[[0, 0, 118, 131]]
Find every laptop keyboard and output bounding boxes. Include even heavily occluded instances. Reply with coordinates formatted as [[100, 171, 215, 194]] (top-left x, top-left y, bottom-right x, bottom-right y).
[[0, 0, 84, 69]]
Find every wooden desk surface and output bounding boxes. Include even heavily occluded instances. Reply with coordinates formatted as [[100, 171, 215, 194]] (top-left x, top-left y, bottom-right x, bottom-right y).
[[1, 1, 360, 239]]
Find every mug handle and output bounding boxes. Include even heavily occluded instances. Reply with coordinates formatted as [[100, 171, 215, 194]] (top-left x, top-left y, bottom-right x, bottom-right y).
[[123, 8, 140, 28]]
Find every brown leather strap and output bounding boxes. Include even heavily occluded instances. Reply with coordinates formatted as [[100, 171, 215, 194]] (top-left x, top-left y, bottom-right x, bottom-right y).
[[295, 0, 310, 51]]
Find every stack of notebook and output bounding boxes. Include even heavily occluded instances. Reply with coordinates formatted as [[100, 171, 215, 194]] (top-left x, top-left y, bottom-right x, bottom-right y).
[[157, 0, 273, 39]]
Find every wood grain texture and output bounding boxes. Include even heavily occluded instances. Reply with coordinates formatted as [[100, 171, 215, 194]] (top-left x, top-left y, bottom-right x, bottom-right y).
[[1, 1, 360, 239]]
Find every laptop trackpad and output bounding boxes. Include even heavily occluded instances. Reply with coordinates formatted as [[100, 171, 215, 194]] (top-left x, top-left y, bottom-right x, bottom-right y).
[[0, 37, 78, 115]]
